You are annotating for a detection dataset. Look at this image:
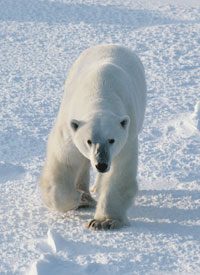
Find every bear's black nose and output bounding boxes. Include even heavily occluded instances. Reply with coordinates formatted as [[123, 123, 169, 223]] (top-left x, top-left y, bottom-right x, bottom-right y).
[[95, 163, 108, 173]]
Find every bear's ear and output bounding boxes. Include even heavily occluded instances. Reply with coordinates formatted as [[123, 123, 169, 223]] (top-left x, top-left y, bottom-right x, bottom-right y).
[[120, 115, 130, 129], [70, 119, 80, 132]]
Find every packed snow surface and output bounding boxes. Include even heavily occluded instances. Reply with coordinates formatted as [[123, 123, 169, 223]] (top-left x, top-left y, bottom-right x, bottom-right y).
[[0, 0, 200, 274]]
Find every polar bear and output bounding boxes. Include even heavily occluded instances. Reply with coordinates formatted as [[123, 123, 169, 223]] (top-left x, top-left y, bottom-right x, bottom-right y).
[[40, 45, 146, 230]]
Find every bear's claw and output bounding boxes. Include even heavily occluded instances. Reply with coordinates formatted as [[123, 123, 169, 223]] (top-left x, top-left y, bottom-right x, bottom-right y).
[[86, 218, 122, 230]]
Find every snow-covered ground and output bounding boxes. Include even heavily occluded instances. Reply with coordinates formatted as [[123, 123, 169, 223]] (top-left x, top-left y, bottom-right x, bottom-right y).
[[0, 0, 200, 274]]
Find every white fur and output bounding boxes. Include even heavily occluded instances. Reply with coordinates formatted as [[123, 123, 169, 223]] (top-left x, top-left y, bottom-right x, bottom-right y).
[[40, 45, 146, 228]]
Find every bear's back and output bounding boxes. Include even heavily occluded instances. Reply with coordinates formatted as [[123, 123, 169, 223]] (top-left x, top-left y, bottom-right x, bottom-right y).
[[67, 45, 144, 83], [65, 45, 146, 133]]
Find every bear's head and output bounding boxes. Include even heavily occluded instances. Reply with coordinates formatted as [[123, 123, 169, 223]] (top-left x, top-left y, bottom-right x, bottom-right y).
[[69, 112, 130, 173]]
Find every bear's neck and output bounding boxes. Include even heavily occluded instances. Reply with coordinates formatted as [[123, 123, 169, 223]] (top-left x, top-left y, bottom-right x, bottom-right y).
[[79, 95, 126, 119]]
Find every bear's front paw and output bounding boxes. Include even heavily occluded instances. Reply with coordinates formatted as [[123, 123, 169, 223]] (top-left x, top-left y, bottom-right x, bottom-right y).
[[86, 218, 122, 230]]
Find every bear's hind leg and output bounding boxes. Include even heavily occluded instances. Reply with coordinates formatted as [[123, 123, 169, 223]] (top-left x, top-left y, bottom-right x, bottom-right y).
[[76, 164, 96, 209]]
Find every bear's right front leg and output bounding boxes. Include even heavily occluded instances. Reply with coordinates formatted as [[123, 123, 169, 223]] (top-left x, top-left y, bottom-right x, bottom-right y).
[[40, 125, 94, 212], [40, 158, 82, 212]]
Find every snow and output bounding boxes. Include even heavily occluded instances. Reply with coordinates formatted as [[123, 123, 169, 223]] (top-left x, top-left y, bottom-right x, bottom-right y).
[[0, 0, 200, 274]]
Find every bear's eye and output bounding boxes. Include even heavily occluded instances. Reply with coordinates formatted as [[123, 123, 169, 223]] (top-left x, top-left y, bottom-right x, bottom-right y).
[[87, 140, 92, 146], [108, 139, 115, 144]]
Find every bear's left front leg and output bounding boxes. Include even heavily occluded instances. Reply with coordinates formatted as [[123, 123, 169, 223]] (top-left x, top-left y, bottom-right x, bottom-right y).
[[86, 162, 138, 230]]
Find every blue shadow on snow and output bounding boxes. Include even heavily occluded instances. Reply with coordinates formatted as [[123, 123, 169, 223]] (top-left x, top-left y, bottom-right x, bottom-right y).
[[0, 0, 198, 27]]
